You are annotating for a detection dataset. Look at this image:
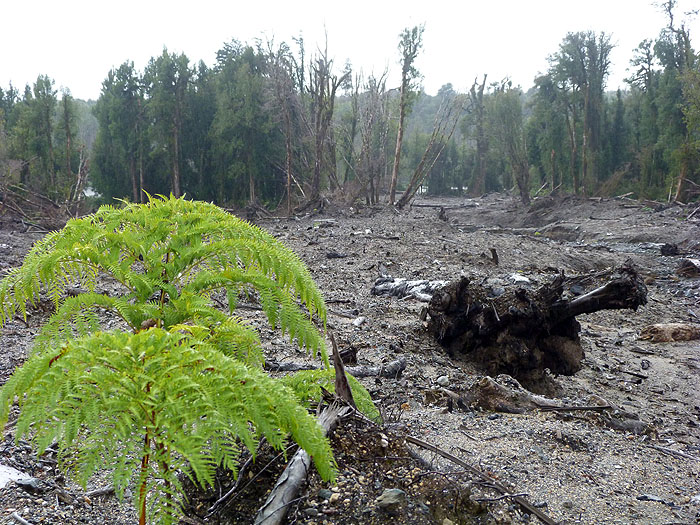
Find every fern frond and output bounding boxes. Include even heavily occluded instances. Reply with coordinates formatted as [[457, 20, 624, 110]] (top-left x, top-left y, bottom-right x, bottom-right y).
[[281, 369, 382, 423], [2, 328, 336, 523]]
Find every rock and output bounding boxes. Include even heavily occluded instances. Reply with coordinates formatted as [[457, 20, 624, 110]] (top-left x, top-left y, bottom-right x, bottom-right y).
[[329, 492, 341, 504], [16, 478, 44, 494], [660, 243, 679, 255], [318, 488, 333, 501], [304, 508, 319, 517], [436, 375, 450, 387], [375, 488, 407, 512]]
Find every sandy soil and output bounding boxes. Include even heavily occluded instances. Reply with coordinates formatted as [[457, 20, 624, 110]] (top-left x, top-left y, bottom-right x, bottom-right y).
[[0, 193, 698, 525]]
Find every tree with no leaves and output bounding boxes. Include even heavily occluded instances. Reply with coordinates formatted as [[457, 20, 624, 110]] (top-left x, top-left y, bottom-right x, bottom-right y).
[[388, 25, 424, 205]]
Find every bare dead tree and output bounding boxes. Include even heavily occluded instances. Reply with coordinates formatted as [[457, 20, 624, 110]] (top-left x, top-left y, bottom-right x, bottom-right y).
[[306, 40, 350, 200], [358, 72, 390, 204], [395, 93, 465, 209], [388, 25, 424, 205], [267, 40, 299, 215], [467, 75, 488, 197]]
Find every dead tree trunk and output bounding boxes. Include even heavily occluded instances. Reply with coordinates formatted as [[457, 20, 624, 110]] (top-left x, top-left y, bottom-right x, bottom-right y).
[[427, 262, 647, 385]]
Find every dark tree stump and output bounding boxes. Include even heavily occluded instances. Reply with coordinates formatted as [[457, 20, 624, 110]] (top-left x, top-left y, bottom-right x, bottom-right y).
[[427, 262, 647, 385]]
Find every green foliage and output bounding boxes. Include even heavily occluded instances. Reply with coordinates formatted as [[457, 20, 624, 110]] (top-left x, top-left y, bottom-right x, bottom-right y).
[[281, 368, 382, 424], [0, 196, 345, 524]]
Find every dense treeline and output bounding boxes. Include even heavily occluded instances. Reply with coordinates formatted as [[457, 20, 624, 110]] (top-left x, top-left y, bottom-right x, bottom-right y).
[[0, 0, 698, 214]]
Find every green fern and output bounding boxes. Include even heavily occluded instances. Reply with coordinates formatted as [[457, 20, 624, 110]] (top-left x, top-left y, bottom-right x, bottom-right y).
[[0, 329, 335, 524], [0, 196, 362, 524], [281, 369, 382, 424]]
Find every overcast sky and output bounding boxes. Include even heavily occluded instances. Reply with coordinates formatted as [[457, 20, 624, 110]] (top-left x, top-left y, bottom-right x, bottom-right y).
[[2, 0, 699, 101]]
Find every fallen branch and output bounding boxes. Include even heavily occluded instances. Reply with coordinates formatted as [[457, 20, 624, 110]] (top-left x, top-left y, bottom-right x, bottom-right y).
[[473, 492, 529, 502], [536, 404, 612, 412], [10, 513, 33, 525], [85, 486, 115, 498], [264, 358, 406, 379], [404, 435, 557, 525], [205, 442, 266, 517], [649, 445, 700, 462]]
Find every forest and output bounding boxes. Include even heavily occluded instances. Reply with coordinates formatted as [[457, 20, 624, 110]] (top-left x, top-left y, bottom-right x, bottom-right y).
[[0, 1, 699, 217]]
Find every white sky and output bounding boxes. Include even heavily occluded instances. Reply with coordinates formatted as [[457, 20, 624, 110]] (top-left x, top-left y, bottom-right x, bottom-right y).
[[2, 0, 699, 101]]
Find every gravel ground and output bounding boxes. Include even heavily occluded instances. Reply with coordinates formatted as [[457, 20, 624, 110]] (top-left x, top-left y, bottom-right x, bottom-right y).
[[0, 194, 698, 524]]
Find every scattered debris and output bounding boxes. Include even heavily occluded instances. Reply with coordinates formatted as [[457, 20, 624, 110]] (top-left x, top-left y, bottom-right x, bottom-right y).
[[640, 323, 700, 342]]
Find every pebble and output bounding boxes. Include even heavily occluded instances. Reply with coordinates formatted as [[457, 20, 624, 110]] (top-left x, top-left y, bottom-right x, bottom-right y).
[[318, 488, 332, 501], [375, 488, 406, 509], [352, 316, 366, 327], [15, 478, 42, 494], [436, 375, 450, 387]]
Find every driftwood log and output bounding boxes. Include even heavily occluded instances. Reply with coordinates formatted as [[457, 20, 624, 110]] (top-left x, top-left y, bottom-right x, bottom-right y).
[[427, 262, 647, 384]]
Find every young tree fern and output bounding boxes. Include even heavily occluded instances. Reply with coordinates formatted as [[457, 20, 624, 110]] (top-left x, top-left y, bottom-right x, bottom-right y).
[[0, 195, 361, 524]]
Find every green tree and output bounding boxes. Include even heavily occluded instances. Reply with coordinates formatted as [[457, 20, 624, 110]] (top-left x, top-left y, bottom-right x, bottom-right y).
[[211, 43, 282, 205], [528, 74, 568, 193], [181, 61, 216, 200], [488, 82, 531, 205], [144, 49, 191, 198], [549, 31, 613, 194], [92, 62, 146, 202]]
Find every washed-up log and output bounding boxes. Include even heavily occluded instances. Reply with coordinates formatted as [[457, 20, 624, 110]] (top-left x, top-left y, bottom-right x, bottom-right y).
[[372, 276, 448, 302], [435, 375, 651, 434], [427, 262, 647, 384], [639, 323, 700, 342]]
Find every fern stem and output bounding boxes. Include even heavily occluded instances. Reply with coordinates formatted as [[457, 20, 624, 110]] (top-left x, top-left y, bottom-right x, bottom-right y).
[[139, 379, 153, 525], [156, 441, 173, 516], [157, 252, 170, 328], [139, 430, 150, 525]]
